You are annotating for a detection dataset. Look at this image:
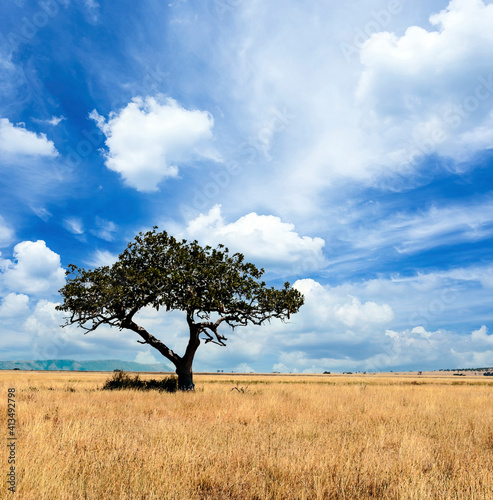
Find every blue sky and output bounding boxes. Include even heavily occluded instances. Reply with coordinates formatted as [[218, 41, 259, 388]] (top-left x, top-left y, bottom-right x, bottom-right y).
[[1, 0, 493, 372]]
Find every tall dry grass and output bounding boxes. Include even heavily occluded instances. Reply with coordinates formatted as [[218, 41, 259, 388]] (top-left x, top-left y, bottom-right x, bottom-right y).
[[1, 371, 493, 499]]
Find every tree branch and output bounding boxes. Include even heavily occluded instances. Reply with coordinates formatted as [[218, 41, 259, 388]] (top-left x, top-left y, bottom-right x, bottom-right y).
[[123, 320, 181, 366]]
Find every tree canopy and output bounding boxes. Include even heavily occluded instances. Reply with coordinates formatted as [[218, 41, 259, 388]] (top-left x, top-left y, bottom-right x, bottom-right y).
[[57, 228, 304, 389]]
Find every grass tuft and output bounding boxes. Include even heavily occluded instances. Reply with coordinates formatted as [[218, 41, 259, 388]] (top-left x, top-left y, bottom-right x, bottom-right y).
[[101, 370, 178, 392]]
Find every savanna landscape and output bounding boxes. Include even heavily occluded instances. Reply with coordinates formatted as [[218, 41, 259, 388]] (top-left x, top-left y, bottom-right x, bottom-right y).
[[3, 0, 493, 499], [3, 370, 493, 499]]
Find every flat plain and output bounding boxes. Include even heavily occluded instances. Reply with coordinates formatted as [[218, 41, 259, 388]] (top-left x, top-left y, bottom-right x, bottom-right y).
[[2, 370, 493, 499]]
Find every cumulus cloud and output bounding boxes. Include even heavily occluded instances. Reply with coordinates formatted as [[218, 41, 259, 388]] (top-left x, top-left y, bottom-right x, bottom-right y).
[[202, 0, 493, 218], [0, 118, 58, 157], [383, 324, 493, 369], [91, 96, 214, 191], [1, 240, 65, 296], [270, 323, 493, 373], [470, 325, 493, 345], [24, 300, 62, 336], [21, 299, 146, 361], [225, 268, 492, 372], [334, 297, 394, 327], [185, 205, 326, 273], [0, 266, 486, 371], [357, 0, 493, 166], [134, 350, 159, 365], [319, 269, 486, 333], [0, 293, 29, 318], [234, 363, 255, 373], [293, 279, 394, 331], [24, 300, 80, 360]]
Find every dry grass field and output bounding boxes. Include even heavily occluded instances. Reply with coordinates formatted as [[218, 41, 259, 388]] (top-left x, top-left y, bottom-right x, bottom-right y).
[[2, 370, 493, 499]]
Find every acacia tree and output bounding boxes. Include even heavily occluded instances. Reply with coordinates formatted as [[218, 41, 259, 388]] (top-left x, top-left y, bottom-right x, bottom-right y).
[[56, 228, 304, 390]]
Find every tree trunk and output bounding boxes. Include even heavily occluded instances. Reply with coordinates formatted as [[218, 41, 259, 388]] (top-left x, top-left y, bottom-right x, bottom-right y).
[[176, 365, 195, 391], [173, 316, 201, 391]]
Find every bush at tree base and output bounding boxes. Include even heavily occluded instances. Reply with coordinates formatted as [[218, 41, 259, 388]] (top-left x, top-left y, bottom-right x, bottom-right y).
[[102, 370, 177, 392]]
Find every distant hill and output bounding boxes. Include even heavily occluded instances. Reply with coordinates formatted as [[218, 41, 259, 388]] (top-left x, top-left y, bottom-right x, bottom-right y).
[[0, 359, 172, 372]]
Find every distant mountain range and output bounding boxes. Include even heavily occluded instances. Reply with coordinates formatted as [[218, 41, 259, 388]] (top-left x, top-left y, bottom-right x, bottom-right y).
[[0, 359, 172, 372]]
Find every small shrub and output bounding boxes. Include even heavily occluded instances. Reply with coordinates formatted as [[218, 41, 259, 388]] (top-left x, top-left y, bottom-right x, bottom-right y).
[[102, 370, 177, 393]]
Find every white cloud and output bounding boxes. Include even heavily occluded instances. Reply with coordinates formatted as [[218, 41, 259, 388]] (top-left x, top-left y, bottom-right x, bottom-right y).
[[185, 205, 326, 273], [357, 0, 493, 166], [382, 324, 493, 369], [91, 216, 118, 241], [0, 293, 29, 318], [84, 0, 99, 17], [351, 198, 493, 254], [86, 249, 119, 268], [272, 362, 289, 373], [443, 265, 493, 289], [64, 217, 84, 235], [223, 267, 492, 372], [270, 323, 493, 373], [1, 240, 65, 296], [334, 297, 394, 327], [319, 270, 482, 331], [47, 116, 65, 126], [234, 363, 255, 373], [31, 207, 52, 222], [0, 215, 14, 247], [470, 325, 493, 345], [134, 350, 159, 365], [24, 300, 60, 335], [195, 0, 493, 220], [293, 278, 394, 331], [91, 96, 214, 191], [0, 266, 485, 371], [0, 118, 58, 157], [24, 300, 81, 360], [20, 299, 147, 361], [32, 116, 65, 126]]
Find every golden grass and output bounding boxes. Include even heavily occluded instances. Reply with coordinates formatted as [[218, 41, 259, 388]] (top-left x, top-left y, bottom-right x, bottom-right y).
[[2, 371, 493, 499]]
